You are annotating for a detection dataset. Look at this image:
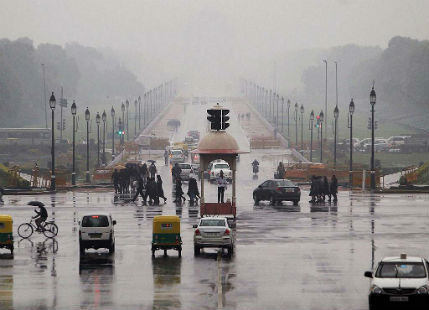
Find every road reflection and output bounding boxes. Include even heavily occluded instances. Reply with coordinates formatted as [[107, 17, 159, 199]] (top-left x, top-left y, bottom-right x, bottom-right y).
[[152, 256, 182, 310]]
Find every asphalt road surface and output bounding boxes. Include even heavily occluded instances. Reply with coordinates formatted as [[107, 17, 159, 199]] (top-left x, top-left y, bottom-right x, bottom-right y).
[[1, 152, 429, 310]]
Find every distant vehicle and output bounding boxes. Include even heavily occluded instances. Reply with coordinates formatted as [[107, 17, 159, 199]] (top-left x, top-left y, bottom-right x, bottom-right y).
[[357, 138, 388, 152], [344, 138, 360, 146], [191, 163, 200, 179], [364, 254, 429, 309], [0, 128, 51, 146], [193, 217, 234, 256], [177, 163, 192, 181], [374, 142, 390, 152], [170, 149, 185, 164], [208, 159, 232, 182], [79, 213, 116, 254], [253, 179, 301, 206], [387, 136, 409, 146], [191, 153, 200, 164], [187, 130, 200, 141]]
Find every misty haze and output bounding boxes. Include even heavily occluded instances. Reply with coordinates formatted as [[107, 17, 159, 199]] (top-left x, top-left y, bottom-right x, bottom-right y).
[[0, 1, 429, 310]]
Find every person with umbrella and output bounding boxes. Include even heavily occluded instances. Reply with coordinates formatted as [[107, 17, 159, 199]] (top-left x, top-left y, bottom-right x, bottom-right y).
[[149, 161, 157, 179], [28, 201, 48, 231]]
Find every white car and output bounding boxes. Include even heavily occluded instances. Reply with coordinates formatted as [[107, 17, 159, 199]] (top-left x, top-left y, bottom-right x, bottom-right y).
[[387, 136, 409, 146], [79, 213, 116, 254], [177, 162, 192, 181], [169, 149, 185, 164], [193, 217, 234, 255], [365, 254, 429, 309], [208, 160, 232, 182]]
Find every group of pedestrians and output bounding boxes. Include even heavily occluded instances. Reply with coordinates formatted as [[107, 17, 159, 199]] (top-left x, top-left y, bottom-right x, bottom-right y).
[[111, 162, 158, 195], [309, 175, 338, 203], [132, 174, 167, 205]]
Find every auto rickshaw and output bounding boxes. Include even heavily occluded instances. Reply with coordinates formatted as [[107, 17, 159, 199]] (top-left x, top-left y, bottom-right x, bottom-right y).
[[152, 216, 182, 257], [0, 215, 13, 254]]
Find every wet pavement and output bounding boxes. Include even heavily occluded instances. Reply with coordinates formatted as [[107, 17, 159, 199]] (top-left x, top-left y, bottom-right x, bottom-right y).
[[1, 152, 429, 309]]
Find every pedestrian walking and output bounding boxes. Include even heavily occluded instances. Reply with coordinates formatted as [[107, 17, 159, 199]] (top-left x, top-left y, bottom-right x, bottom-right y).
[[174, 177, 186, 203], [172, 163, 182, 183], [187, 176, 200, 204], [277, 162, 285, 179], [330, 175, 338, 202], [132, 177, 146, 203], [141, 163, 148, 184], [322, 176, 330, 202], [217, 170, 228, 203], [164, 149, 169, 166], [149, 162, 157, 179], [111, 169, 120, 194], [156, 175, 167, 203], [146, 177, 157, 205]]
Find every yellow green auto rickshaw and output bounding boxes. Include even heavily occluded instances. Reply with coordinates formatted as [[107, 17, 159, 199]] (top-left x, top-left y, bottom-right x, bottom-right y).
[[152, 216, 182, 257], [0, 215, 13, 254]]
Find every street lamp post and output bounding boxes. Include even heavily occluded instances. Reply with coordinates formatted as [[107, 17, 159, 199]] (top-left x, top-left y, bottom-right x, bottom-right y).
[[71, 101, 77, 185], [333, 105, 339, 169], [348, 99, 355, 188], [323, 59, 328, 141], [143, 93, 147, 127], [281, 97, 284, 134], [134, 99, 138, 138], [370, 86, 376, 191], [49, 92, 56, 191], [276, 94, 279, 129], [125, 99, 129, 141], [121, 102, 125, 139], [319, 111, 324, 162], [118, 117, 123, 147], [111, 107, 115, 159], [138, 96, 141, 130], [300, 104, 304, 150], [294, 102, 298, 147], [96, 112, 100, 167], [265, 89, 268, 118], [85, 107, 90, 183], [287, 99, 291, 137], [102, 111, 106, 165], [309, 110, 314, 162]]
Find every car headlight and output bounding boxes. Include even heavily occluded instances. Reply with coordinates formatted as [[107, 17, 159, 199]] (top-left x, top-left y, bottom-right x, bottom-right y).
[[371, 285, 382, 294], [417, 286, 429, 294]]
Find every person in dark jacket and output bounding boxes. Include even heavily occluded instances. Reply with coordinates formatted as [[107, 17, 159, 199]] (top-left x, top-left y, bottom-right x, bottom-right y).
[[187, 177, 200, 204], [172, 163, 182, 183], [156, 175, 167, 203], [132, 177, 146, 203], [309, 175, 317, 203], [164, 150, 169, 166], [330, 175, 338, 202], [322, 176, 330, 202], [149, 163, 157, 179], [141, 163, 148, 183], [174, 177, 186, 203], [111, 169, 120, 194], [146, 177, 157, 205]]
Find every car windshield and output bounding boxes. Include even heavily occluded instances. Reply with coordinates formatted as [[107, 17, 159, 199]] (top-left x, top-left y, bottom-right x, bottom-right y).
[[200, 219, 226, 227], [376, 262, 426, 278], [171, 150, 182, 155], [274, 180, 295, 187], [179, 164, 191, 169], [215, 164, 229, 169], [82, 215, 109, 227]]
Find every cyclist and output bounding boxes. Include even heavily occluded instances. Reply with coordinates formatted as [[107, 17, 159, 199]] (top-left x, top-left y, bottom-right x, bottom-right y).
[[252, 159, 259, 174], [33, 204, 48, 231]]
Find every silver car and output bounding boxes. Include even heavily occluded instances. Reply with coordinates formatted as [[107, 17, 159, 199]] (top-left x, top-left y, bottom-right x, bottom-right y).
[[193, 217, 234, 255], [177, 162, 192, 181]]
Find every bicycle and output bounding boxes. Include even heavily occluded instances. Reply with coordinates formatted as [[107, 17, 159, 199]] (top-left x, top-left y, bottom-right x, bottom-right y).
[[18, 218, 58, 239]]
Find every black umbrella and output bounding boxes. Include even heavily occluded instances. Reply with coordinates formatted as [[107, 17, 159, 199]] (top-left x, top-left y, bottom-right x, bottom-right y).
[[147, 160, 156, 164], [27, 201, 45, 207]]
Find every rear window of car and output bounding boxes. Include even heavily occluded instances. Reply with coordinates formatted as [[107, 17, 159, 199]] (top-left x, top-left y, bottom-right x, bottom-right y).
[[214, 163, 229, 169], [274, 180, 295, 187], [179, 164, 191, 169], [82, 215, 110, 227], [171, 150, 182, 155], [200, 219, 226, 227]]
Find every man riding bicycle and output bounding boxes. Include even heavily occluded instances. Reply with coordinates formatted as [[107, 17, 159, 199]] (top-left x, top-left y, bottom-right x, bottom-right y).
[[33, 204, 48, 231]]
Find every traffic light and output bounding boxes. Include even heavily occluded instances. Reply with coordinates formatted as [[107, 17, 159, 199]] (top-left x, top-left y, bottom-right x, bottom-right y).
[[207, 107, 230, 131], [62, 119, 66, 130], [374, 121, 378, 130], [57, 122, 61, 130]]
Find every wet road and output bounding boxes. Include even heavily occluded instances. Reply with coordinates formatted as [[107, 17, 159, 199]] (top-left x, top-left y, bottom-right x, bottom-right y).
[[1, 152, 429, 310]]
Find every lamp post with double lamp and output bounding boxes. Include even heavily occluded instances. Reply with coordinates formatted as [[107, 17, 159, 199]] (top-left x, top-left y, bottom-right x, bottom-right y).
[[96, 112, 100, 167], [134, 99, 138, 138], [370, 86, 376, 191], [125, 99, 129, 141], [319, 111, 324, 162], [121, 102, 125, 139], [287, 99, 291, 137], [111, 107, 115, 159], [71, 101, 77, 185], [323, 59, 328, 141], [281, 97, 284, 134], [84, 108, 91, 183], [294, 102, 298, 147], [333, 105, 339, 169], [276, 94, 279, 130], [102, 111, 106, 165], [309, 110, 314, 162], [138, 96, 141, 130], [348, 99, 355, 188], [49, 92, 56, 191], [300, 104, 304, 150]]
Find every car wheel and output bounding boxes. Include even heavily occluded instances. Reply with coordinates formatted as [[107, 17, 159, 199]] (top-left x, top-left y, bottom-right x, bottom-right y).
[[194, 245, 200, 256], [253, 194, 259, 205], [227, 246, 234, 256], [269, 196, 276, 206], [109, 242, 115, 254], [293, 200, 299, 206]]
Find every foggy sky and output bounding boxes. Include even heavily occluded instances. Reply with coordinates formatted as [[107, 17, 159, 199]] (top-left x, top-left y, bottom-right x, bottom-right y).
[[1, 0, 429, 91]]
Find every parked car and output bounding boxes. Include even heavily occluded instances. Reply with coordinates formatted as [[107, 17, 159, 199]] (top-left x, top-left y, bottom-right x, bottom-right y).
[[364, 254, 429, 309], [188, 130, 200, 141], [79, 213, 116, 254], [207, 159, 232, 182], [169, 149, 185, 164], [253, 179, 301, 205], [193, 217, 234, 255], [374, 142, 390, 152], [387, 136, 409, 146], [177, 162, 192, 181]]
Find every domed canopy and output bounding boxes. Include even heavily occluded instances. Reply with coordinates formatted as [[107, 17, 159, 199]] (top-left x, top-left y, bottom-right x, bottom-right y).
[[196, 131, 240, 154]]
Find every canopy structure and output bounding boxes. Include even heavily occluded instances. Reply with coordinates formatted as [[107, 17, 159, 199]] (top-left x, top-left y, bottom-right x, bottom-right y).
[[193, 130, 245, 218]]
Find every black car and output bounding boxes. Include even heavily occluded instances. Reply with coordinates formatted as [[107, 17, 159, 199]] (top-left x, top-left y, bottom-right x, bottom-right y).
[[253, 179, 301, 205]]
